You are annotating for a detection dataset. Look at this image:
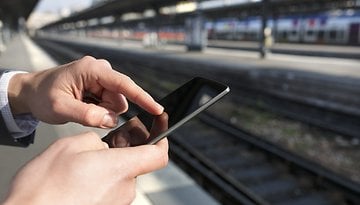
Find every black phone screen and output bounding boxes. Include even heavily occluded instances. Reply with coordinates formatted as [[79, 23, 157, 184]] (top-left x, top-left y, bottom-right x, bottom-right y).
[[102, 77, 229, 147]]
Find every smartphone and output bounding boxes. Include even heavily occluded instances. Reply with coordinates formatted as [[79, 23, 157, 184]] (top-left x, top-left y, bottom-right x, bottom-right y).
[[102, 77, 230, 147]]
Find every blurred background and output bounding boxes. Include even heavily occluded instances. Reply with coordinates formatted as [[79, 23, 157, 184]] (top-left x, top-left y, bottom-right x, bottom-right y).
[[0, 0, 359, 204]]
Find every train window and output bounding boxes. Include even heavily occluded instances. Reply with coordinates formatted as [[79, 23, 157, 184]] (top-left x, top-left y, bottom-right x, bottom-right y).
[[236, 31, 245, 40], [307, 30, 314, 36], [318, 30, 325, 40], [278, 31, 287, 40], [248, 32, 254, 40], [246, 32, 257, 40], [338, 30, 345, 41], [292, 30, 297, 35], [329, 30, 337, 40], [283, 32, 288, 40]]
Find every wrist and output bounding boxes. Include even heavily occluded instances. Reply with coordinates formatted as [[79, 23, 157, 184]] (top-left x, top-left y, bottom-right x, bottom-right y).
[[8, 73, 32, 115]]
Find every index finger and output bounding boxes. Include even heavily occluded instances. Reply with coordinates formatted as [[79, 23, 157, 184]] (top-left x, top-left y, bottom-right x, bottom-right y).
[[98, 69, 163, 115]]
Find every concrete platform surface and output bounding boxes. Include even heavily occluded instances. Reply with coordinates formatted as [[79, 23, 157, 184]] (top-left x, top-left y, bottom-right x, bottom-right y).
[[44, 34, 360, 79]]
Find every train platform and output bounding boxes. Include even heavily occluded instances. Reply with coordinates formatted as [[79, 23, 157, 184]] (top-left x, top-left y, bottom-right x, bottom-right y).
[[208, 40, 360, 59], [42, 34, 360, 80], [0, 34, 219, 205]]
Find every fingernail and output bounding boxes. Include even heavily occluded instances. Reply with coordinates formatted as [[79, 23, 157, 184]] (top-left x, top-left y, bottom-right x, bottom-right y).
[[157, 103, 164, 113], [102, 113, 118, 128], [145, 92, 164, 113]]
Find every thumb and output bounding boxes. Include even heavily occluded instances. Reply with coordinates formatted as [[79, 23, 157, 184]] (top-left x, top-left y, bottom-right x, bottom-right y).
[[59, 99, 118, 128], [104, 138, 169, 177]]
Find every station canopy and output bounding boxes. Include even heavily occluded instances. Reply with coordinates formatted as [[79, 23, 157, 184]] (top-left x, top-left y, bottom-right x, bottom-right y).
[[44, 0, 184, 28], [42, 0, 359, 29], [0, 0, 39, 20]]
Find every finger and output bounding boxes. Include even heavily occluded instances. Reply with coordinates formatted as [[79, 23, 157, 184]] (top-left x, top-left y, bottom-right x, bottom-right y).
[[149, 112, 169, 141], [103, 117, 150, 148], [97, 70, 163, 115], [57, 98, 118, 128], [126, 117, 150, 146], [99, 91, 128, 114], [110, 129, 131, 148], [103, 140, 169, 177]]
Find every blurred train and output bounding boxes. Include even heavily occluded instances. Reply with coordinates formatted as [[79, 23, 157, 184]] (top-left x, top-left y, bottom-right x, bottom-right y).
[[81, 9, 360, 46], [207, 9, 360, 45]]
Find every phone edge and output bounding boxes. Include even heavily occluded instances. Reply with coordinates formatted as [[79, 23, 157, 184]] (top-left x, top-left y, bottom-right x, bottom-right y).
[[147, 86, 230, 145]]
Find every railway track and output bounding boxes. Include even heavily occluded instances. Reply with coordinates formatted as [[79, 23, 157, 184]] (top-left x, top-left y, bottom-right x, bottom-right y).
[[170, 114, 360, 204], [34, 37, 360, 204]]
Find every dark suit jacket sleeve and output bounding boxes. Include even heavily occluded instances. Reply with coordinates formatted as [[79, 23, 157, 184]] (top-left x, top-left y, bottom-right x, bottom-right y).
[[0, 114, 35, 147], [0, 69, 35, 147]]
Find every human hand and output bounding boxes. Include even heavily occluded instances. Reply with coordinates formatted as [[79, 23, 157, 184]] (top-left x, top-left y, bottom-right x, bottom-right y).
[[8, 56, 163, 128], [2, 131, 169, 205]]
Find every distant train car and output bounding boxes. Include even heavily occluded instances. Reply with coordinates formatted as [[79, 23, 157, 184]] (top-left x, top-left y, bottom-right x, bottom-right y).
[[321, 10, 360, 44], [208, 9, 360, 45], [275, 16, 302, 42], [158, 25, 185, 43], [81, 9, 359, 46], [210, 18, 237, 40]]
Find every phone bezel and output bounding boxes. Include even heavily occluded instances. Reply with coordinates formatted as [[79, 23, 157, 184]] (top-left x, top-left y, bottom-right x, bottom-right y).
[[147, 78, 230, 144]]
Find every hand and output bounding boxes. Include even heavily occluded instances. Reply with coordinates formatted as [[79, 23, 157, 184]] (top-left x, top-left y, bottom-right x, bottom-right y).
[[8, 56, 163, 128], [2, 131, 169, 205]]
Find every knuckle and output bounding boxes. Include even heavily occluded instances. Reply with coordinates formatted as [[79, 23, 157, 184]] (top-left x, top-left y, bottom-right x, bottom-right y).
[[159, 141, 169, 167], [53, 136, 76, 151], [76, 56, 97, 71], [161, 152, 169, 168], [118, 73, 132, 83], [131, 93, 141, 105], [97, 59, 112, 70], [117, 74, 132, 89], [123, 74, 132, 81], [151, 145, 169, 168], [85, 131, 100, 140], [50, 98, 64, 117], [80, 55, 96, 63], [82, 131, 102, 145], [51, 97, 61, 110]]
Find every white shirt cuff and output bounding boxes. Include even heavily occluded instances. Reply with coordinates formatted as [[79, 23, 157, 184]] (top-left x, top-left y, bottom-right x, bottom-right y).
[[0, 71, 39, 139]]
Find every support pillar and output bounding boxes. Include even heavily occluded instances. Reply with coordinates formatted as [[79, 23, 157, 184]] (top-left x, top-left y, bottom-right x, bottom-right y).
[[185, 12, 207, 52], [259, 0, 271, 58]]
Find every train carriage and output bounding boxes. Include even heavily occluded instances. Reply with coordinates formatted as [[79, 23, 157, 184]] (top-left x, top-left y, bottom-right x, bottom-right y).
[[80, 9, 360, 46], [208, 9, 360, 45]]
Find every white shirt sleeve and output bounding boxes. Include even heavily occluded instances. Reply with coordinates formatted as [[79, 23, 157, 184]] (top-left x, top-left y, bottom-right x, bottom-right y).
[[0, 71, 39, 139]]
